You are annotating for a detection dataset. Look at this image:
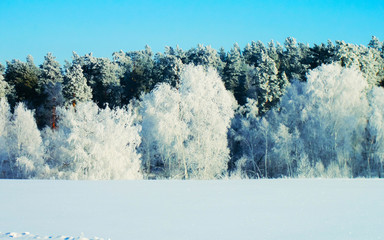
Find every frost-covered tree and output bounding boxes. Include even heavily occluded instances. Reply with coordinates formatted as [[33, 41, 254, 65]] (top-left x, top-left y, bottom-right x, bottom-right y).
[[280, 37, 310, 81], [63, 63, 92, 106], [179, 65, 236, 179], [246, 52, 289, 114], [43, 102, 142, 180], [0, 65, 12, 99], [233, 63, 370, 178], [243, 41, 267, 67], [287, 64, 368, 176], [368, 36, 383, 52], [140, 65, 236, 179], [71, 53, 122, 107], [223, 43, 248, 104], [123, 45, 155, 101], [3, 103, 46, 178], [0, 98, 11, 177], [140, 84, 188, 178], [308, 40, 336, 69], [153, 52, 183, 88], [36, 53, 64, 128], [334, 40, 384, 86], [112, 50, 134, 105], [186, 44, 224, 75], [365, 87, 384, 177]]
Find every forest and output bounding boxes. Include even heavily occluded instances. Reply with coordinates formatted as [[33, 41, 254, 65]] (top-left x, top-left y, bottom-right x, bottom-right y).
[[1, 36, 384, 179]]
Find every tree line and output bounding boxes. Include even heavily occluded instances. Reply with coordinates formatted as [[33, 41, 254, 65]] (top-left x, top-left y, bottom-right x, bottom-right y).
[[0, 36, 384, 179]]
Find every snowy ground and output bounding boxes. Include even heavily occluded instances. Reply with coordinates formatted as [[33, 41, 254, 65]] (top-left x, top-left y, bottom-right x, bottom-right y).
[[0, 179, 383, 240]]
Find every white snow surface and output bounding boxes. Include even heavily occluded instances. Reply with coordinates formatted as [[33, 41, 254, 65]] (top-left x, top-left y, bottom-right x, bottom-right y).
[[0, 179, 383, 240]]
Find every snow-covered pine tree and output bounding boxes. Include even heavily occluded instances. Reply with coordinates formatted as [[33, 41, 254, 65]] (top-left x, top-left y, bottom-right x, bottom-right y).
[[63, 63, 92, 106], [186, 44, 224, 75], [37, 53, 64, 128], [247, 51, 288, 114], [280, 37, 310, 81], [243, 41, 267, 67], [368, 36, 383, 52], [153, 52, 183, 88], [334, 40, 384, 86], [124, 45, 155, 100], [223, 43, 248, 104]]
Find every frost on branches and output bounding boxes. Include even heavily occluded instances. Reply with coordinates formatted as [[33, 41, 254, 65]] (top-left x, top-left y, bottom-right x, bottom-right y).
[[43, 102, 142, 179], [140, 65, 237, 179]]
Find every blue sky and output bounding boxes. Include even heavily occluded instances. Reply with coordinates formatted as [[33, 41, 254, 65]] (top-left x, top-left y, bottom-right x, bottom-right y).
[[0, 0, 383, 65]]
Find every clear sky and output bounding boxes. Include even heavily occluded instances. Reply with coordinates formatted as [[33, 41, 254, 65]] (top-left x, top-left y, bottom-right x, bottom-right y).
[[0, 0, 383, 65]]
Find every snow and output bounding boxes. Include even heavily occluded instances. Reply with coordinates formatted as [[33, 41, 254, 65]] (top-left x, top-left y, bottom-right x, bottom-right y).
[[0, 179, 383, 240]]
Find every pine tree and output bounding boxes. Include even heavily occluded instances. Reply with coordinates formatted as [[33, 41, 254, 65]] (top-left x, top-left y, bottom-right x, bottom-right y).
[[280, 37, 310, 81], [153, 52, 183, 88], [247, 52, 288, 114], [37, 53, 64, 128], [368, 36, 383, 52], [223, 43, 247, 103], [63, 63, 92, 106], [186, 44, 224, 75], [243, 41, 267, 67], [123, 46, 155, 101], [4, 56, 40, 107], [334, 40, 384, 86]]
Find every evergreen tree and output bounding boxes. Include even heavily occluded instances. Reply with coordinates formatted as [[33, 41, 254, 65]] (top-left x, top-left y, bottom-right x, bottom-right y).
[[246, 52, 289, 114], [186, 44, 224, 75], [4, 56, 40, 107], [153, 52, 183, 88], [36, 53, 64, 128], [243, 41, 267, 67], [63, 63, 92, 106], [368, 36, 383, 52], [308, 40, 336, 69], [334, 40, 384, 86], [223, 43, 247, 104], [280, 37, 310, 81], [123, 45, 155, 101], [112, 50, 134, 105]]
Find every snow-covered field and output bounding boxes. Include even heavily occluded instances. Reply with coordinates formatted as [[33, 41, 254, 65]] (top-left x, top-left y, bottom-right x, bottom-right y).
[[1, 179, 383, 240]]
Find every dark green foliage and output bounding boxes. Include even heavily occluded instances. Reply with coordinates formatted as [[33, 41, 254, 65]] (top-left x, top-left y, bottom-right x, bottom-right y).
[[4, 56, 40, 108]]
